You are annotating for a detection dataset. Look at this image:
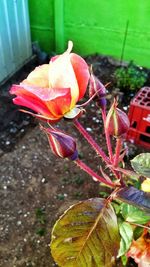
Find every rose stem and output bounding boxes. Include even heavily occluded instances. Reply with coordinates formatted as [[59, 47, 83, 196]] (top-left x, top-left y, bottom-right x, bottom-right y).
[[101, 109, 113, 163], [74, 118, 121, 180], [101, 109, 122, 181], [73, 119, 110, 164], [129, 222, 150, 231], [112, 137, 127, 186], [113, 167, 139, 179], [75, 158, 116, 187], [113, 138, 122, 167]]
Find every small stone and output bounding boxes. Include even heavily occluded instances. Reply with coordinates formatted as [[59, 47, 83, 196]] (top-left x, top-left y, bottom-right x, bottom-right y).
[[18, 210, 22, 214], [92, 117, 96, 121], [9, 127, 17, 134], [5, 141, 10, 145], [86, 127, 92, 132], [41, 178, 46, 183], [129, 93, 134, 97], [22, 120, 30, 126], [17, 221, 22, 226]]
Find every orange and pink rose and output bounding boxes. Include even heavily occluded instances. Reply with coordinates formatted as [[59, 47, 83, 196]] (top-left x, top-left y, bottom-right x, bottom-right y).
[[10, 41, 90, 122]]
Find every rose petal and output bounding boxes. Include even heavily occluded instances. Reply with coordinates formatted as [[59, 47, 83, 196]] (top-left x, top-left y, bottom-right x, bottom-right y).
[[10, 85, 54, 117], [49, 41, 79, 108], [13, 96, 58, 119], [70, 53, 90, 100], [63, 107, 81, 119], [20, 85, 72, 116], [22, 64, 49, 88], [10, 84, 72, 119]]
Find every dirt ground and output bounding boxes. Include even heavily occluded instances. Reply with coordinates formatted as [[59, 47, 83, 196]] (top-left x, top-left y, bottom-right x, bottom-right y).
[[0, 115, 106, 267], [0, 55, 148, 267]]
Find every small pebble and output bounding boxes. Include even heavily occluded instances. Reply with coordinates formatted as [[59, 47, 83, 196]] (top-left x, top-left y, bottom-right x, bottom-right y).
[[92, 117, 96, 121], [3, 185, 7, 190], [18, 210, 22, 214], [41, 178, 46, 183], [9, 127, 17, 134], [86, 127, 92, 132], [5, 141, 10, 145]]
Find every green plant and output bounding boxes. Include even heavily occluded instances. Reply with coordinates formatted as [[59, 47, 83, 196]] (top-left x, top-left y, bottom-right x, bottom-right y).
[[114, 61, 147, 91], [35, 208, 47, 236]]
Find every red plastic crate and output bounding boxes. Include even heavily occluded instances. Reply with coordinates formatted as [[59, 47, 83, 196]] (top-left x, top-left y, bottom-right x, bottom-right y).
[[127, 87, 150, 149]]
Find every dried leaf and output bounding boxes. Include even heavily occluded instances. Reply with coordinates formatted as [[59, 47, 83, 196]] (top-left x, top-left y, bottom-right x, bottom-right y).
[[51, 198, 120, 267]]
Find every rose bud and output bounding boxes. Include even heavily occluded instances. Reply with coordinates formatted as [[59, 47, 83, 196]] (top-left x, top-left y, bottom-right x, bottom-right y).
[[89, 74, 107, 109], [105, 99, 130, 137], [41, 126, 78, 160]]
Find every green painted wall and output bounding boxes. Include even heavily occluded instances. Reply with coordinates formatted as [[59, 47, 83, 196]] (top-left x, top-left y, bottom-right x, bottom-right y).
[[28, 0, 150, 67], [28, 0, 55, 53]]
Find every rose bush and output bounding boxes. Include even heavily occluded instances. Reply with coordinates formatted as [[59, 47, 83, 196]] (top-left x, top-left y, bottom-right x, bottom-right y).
[[10, 41, 90, 122]]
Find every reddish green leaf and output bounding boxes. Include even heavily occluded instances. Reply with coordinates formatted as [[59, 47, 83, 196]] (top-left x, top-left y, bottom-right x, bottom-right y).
[[131, 153, 150, 178], [121, 203, 150, 224], [118, 222, 133, 258], [51, 198, 120, 267], [116, 186, 150, 213]]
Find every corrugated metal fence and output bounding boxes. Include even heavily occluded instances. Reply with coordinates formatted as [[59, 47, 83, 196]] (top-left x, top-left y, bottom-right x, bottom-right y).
[[0, 0, 32, 83]]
